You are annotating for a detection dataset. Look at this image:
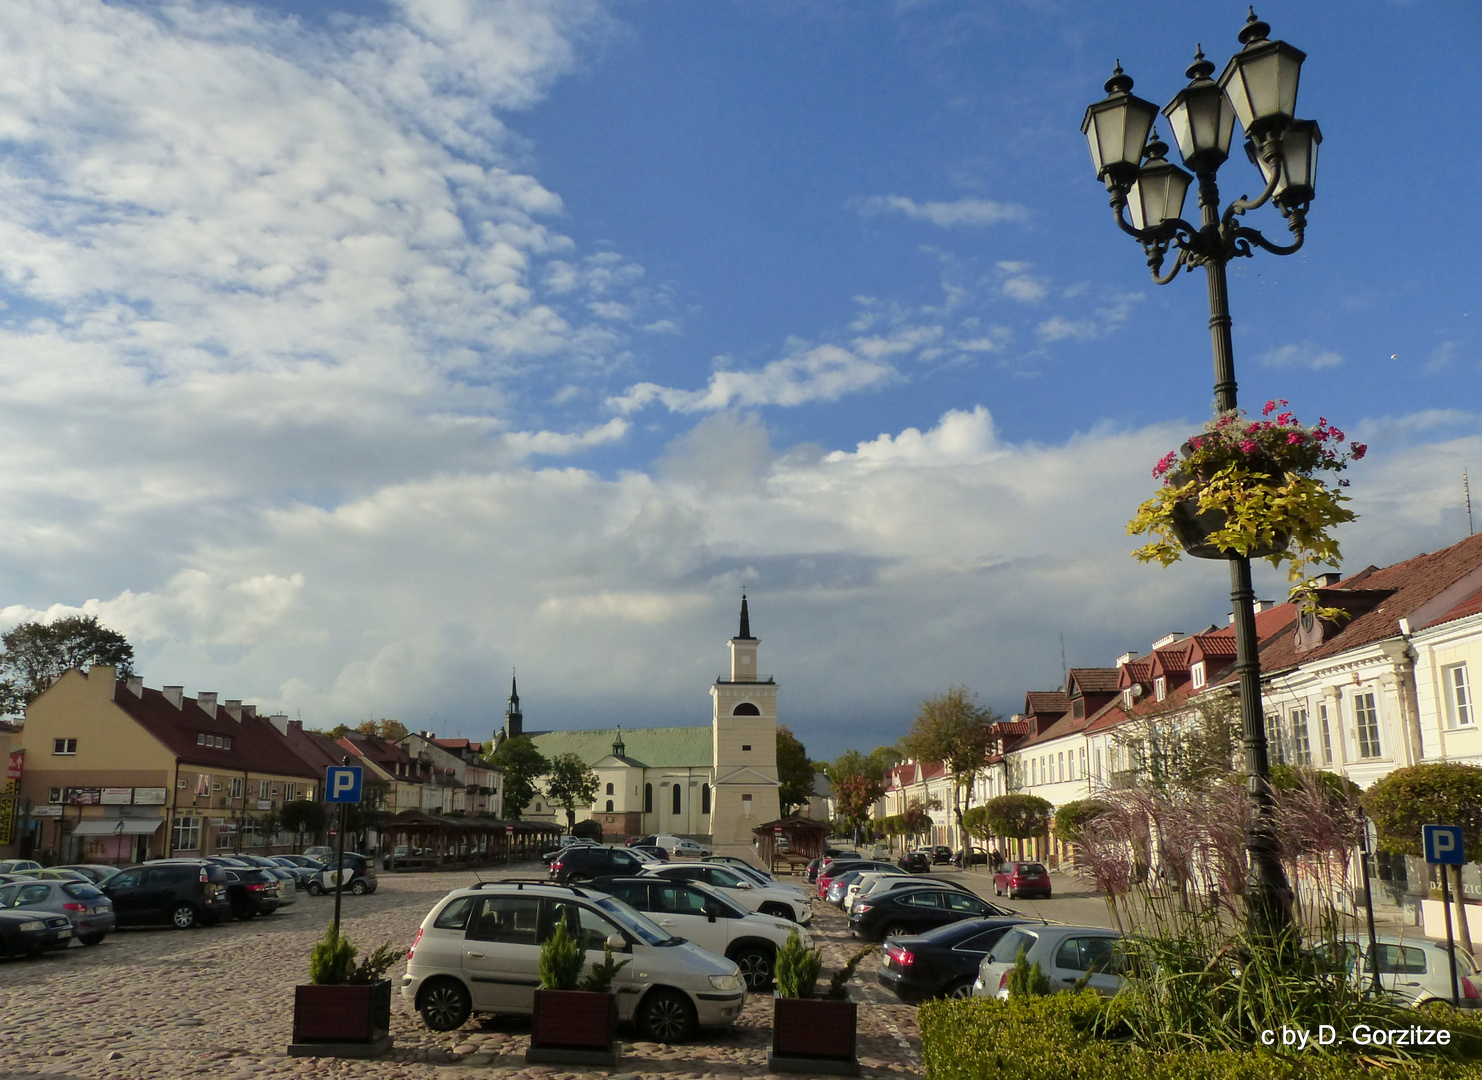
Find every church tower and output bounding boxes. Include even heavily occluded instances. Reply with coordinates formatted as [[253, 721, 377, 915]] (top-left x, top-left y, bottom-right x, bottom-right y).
[[710, 593, 781, 846], [505, 675, 523, 740]]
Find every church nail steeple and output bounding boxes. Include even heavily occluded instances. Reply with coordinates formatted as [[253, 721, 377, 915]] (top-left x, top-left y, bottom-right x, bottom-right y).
[[737, 592, 755, 641], [505, 675, 523, 739]]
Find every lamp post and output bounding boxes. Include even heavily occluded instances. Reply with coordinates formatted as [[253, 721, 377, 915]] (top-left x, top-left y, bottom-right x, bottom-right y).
[[1082, 10, 1321, 940]]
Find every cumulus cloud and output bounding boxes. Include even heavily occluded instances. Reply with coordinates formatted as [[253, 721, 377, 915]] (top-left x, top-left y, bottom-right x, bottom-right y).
[[850, 195, 1031, 228], [1261, 342, 1344, 370]]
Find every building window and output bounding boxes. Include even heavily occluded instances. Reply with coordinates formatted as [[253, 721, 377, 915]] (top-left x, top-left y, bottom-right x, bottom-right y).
[[1095, 748, 1102, 780], [1154, 677, 1166, 702], [284, 783, 297, 801], [1067, 752, 1075, 781], [605, 782, 614, 796], [1318, 705, 1334, 765], [1443, 664, 1473, 728], [1190, 661, 1206, 689], [701, 784, 710, 814], [741, 793, 753, 816], [605, 800, 614, 812], [171, 815, 201, 852], [1290, 709, 1312, 766], [259, 780, 270, 800], [1354, 692, 1382, 759], [741, 744, 752, 751], [1057, 753, 1064, 782], [644, 784, 653, 813], [1267, 714, 1286, 765], [672, 784, 681, 815], [229, 777, 244, 799], [52, 738, 77, 755]]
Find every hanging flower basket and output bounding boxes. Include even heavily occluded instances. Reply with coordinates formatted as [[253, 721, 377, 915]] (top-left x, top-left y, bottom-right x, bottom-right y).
[[1128, 402, 1365, 608]]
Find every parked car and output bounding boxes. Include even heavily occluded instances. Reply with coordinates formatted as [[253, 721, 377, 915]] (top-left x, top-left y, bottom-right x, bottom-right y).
[[973, 924, 1126, 999], [548, 844, 651, 884], [306, 853, 378, 895], [653, 835, 712, 858], [216, 868, 282, 918], [301, 846, 334, 862], [266, 856, 316, 888], [401, 881, 747, 1041], [0, 860, 42, 874], [878, 917, 1037, 1002], [897, 850, 931, 873], [103, 861, 233, 929], [1318, 936, 1482, 1010], [592, 875, 808, 990], [53, 865, 122, 887], [0, 878, 117, 946], [0, 908, 74, 957], [625, 836, 644, 846], [273, 854, 328, 880], [953, 849, 990, 868], [232, 855, 301, 902], [931, 846, 953, 865], [843, 870, 912, 915], [850, 883, 1010, 942], [632, 845, 670, 862], [817, 859, 898, 900], [643, 863, 812, 924], [16, 868, 91, 882], [707, 859, 811, 902], [993, 861, 1052, 900]]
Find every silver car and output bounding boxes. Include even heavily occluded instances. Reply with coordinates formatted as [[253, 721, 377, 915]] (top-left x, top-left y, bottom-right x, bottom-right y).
[[1320, 936, 1481, 1010], [0, 878, 116, 945], [974, 924, 1126, 999]]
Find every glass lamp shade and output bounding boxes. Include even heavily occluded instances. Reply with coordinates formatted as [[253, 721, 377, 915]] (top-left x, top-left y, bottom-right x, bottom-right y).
[[1218, 36, 1305, 140], [1128, 156, 1193, 232], [1246, 119, 1321, 207], [1082, 68, 1160, 187], [1162, 80, 1236, 172]]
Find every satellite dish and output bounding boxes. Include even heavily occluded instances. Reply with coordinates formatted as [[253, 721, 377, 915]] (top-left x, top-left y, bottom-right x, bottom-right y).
[[1131, 683, 1144, 698]]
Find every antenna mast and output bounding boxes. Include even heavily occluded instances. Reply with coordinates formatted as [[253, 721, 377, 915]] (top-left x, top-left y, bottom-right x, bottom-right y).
[[1059, 633, 1068, 690], [1466, 468, 1474, 536]]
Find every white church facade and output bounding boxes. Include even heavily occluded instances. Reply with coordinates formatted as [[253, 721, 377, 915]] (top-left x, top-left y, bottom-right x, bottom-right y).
[[497, 597, 782, 846]]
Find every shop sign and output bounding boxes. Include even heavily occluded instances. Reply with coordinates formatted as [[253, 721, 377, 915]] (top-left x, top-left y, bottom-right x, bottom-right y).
[[133, 788, 167, 805], [32, 805, 62, 817], [64, 787, 102, 805], [100, 788, 133, 805], [6, 750, 22, 781]]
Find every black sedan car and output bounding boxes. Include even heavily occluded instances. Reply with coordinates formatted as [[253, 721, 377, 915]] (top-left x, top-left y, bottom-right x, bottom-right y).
[[931, 846, 954, 864], [216, 868, 281, 919], [0, 909, 73, 958], [850, 883, 1011, 942], [878, 917, 1037, 1001], [898, 850, 931, 873]]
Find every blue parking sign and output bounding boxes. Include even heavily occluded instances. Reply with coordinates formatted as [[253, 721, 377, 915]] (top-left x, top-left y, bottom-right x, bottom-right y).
[[325, 766, 363, 804], [1423, 824, 1464, 865]]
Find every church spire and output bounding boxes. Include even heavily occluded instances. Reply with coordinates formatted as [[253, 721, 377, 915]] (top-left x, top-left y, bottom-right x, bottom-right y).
[[612, 726, 626, 758], [737, 592, 755, 640], [505, 674, 523, 739]]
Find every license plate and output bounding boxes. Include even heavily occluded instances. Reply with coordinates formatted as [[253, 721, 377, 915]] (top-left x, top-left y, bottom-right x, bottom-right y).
[[57, 929, 71, 938]]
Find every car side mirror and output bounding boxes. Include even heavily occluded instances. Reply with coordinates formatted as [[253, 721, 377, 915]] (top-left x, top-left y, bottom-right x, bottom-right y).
[[606, 933, 630, 953], [735, 880, 753, 889]]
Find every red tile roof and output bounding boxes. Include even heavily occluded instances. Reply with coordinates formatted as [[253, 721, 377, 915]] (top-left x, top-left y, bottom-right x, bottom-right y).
[[1024, 691, 1070, 714], [112, 683, 319, 779], [278, 721, 346, 776], [1068, 668, 1120, 694]]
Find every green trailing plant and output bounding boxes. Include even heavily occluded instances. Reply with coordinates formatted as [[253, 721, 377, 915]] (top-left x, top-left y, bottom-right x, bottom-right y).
[[578, 944, 630, 993], [308, 923, 397, 985], [538, 918, 585, 991], [774, 928, 824, 999], [825, 946, 875, 1000], [1128, 402, 1366, 614], [1005, 945, 1051, 998]]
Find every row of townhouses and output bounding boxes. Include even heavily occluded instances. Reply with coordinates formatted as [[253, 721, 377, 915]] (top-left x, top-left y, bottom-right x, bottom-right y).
[[880, 530, 1482, 912], [0, 667, 503, 864]]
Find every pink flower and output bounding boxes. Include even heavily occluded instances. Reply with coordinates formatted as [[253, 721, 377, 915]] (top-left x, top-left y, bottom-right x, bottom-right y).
[[1189, 436, 1203, 450], [1329, 427, 1344, 442], [1287, 432, 1303, 444], [1350, 442, 1367, 460], [1240, 439, 1258, 454], [1262, 401, 1276, 416], [1152, 451, 1177, 478]]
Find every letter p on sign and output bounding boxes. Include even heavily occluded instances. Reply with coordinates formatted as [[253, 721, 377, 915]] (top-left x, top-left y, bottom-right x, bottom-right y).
[[1423, 824, 1464, 866], [326, 766, 363, 804]]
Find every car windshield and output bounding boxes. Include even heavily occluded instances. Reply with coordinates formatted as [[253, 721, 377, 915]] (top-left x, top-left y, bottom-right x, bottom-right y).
[[593, 896, 676, 946], [987, 928, 1038, 964], [1018, 864, 1047, 876]]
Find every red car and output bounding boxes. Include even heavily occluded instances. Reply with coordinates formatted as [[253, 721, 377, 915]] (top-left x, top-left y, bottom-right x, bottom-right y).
[[993, 861, 1051, 900]]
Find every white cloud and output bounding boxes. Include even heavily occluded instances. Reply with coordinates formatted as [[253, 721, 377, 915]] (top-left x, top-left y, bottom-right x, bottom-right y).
[[850, 195, 1030, 228], [1261, 342, 1344, 370]]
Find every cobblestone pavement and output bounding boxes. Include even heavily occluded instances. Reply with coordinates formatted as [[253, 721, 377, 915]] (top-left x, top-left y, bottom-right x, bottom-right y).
[[0, 866, 921, 1080]]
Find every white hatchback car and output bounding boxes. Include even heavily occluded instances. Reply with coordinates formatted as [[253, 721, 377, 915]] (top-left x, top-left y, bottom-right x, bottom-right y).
[[843, 870, 913, 914], [402, 881, 747, 1041], [973, 924, 1126, 999], [642, 863, 812, 924]]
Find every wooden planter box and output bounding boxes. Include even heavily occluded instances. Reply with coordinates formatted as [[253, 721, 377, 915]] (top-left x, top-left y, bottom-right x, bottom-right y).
[[289, 980, 392, 1058], [770, 997, 859, 1076], [527, 989, 620, 1067]]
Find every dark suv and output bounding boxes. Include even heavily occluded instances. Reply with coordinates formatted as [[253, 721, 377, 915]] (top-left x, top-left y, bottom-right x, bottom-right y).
[[548, 844, 649, 883], [104, 861, 232, 929]]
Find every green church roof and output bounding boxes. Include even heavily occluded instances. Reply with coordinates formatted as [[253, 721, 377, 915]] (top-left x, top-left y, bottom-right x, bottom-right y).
[[530, 726, 713, 769]]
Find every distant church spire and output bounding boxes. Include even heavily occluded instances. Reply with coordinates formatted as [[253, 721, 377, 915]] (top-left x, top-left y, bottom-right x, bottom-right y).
[[505, 674, 523, 739], [737, 592, 755, 640], [612, 726, 626, 758]]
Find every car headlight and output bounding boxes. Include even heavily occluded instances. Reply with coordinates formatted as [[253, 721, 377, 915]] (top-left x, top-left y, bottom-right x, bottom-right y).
[[19, 921, 44, 932], [709, 974, 743, 992]]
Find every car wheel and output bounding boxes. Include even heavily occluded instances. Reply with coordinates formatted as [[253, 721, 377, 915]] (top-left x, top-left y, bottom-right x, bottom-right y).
[[883, 924, 910, 940], [944, 978, 975, 1000], [418, 978, 471, 1031], [730, 945, 774, 990], [307, 881, 324, 896], [78, 933, 105, 947], [758, 902, 791, 920], [350, 879, 368, 895], [637, 989, 697, 1043], [236, 906, 256, 920]]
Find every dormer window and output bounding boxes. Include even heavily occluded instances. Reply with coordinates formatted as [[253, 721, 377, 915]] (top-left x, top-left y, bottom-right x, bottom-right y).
[[1154, 677, 1166, 702], [1122, 689, 1134, 708], [1191, 662, 1206, 689]]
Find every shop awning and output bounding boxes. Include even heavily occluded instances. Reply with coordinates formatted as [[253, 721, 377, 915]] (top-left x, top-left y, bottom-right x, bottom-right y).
[[71, 819, 163, 836]]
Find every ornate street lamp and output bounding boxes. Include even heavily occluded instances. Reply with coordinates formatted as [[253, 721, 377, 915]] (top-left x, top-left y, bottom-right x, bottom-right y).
[[1082, 9, 1319, 941]]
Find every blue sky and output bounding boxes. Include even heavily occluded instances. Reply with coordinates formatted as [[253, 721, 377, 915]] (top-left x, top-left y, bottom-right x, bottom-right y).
[[0, 1, 1476, 760]]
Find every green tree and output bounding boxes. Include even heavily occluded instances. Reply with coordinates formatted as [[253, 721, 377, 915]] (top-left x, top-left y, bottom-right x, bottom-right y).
[[899, 685, 997, 856], [486, 735, 549, 820], [281, 799, 327, 850], [776, 726, 815, 816], [545, 753, 600, 830], [1052, 799, 1110, 846], [355, 718, 410, 742], [0, 615, 136, 716], [982, 794, 1054, 842]]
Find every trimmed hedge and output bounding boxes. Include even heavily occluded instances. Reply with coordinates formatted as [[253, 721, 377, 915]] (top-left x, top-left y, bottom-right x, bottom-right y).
[[919, 992, 1482, 1080]]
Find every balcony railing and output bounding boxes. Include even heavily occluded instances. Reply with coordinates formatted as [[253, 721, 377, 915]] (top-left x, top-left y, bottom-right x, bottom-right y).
[[715, 675, 775, 684]]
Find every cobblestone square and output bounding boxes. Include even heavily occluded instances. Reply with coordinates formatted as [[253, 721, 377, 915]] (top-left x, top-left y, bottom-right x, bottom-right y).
[[0, 870, 922, 1080]]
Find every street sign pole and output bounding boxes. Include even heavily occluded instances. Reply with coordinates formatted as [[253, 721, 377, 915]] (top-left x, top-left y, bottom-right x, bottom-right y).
[[1356, 811, 1382, 993], [1441, 863, 1460, 1009], [324, 759, 364, 941], [333, 800, 347, 938]]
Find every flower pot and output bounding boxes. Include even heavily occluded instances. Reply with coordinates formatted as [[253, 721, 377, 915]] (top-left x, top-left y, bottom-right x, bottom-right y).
[[769, 997, 859, 1076], [289, 980, 392, 1057], [527, 989, 620, 1067], [1169, 499, 1289, 561]]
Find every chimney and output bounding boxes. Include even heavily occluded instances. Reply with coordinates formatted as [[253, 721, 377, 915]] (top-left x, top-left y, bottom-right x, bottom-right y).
[[241, 704, 257, 719], [1253, 599, 1277, 613], [198, 692, 218, 718], [1318, 572, 1342, 587], [163, 686, 184, 709], [1115, 652, 1137, 668], [223, 699, 242, 722], [269, 714, 290, 735], [1151, 632, 1184, 650], [126, 676, 144, 698]]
